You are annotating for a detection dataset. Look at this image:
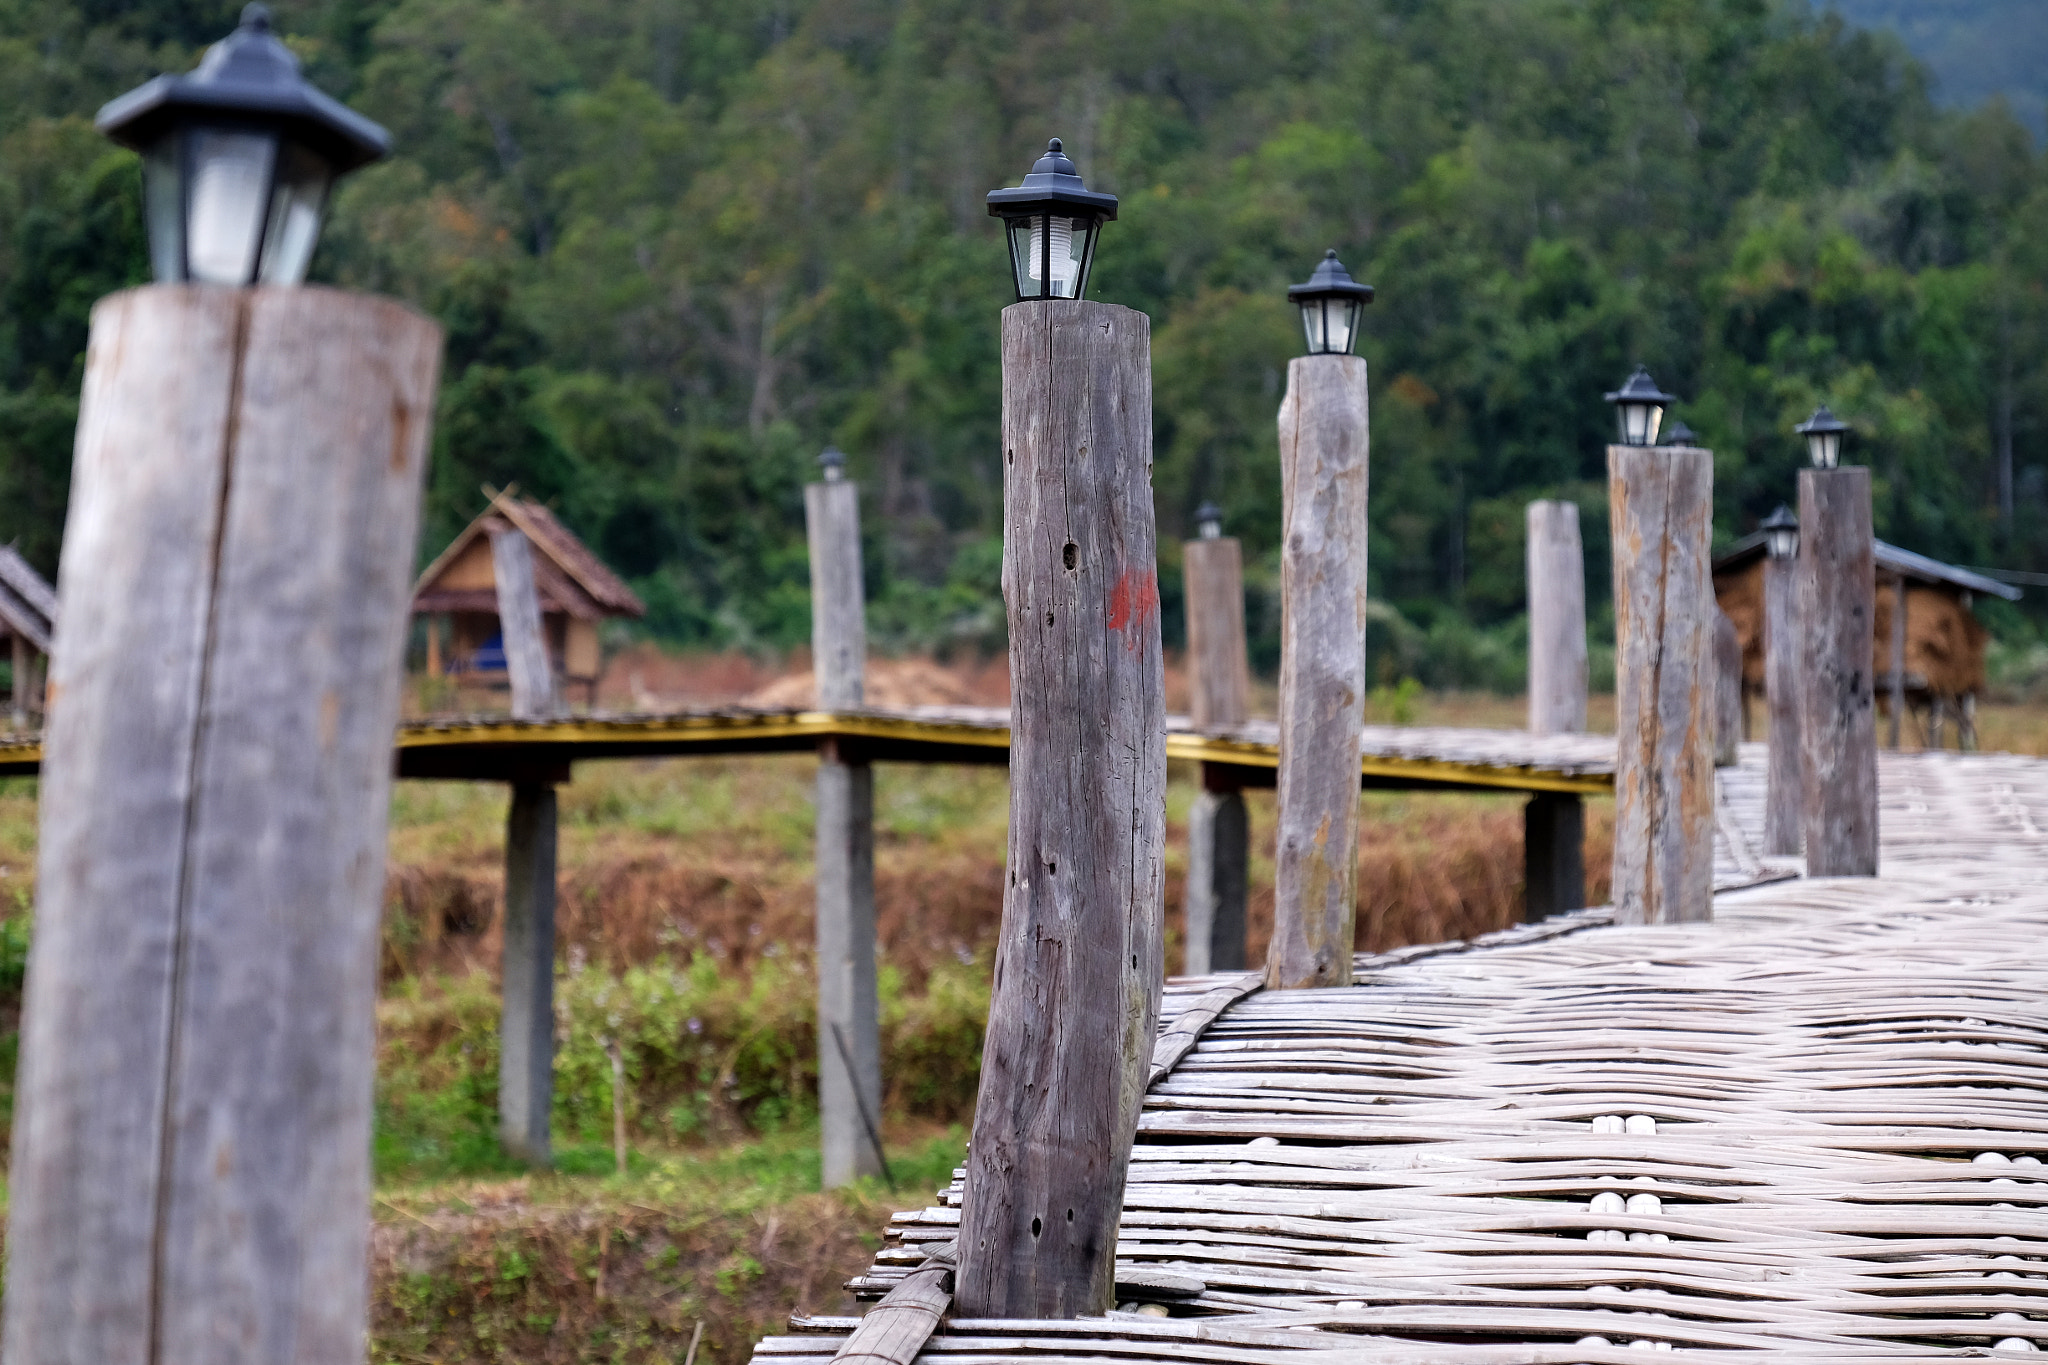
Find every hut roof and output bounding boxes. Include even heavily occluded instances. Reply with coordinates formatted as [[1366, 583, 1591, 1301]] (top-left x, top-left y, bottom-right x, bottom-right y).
[[412, 491, 645, 621], [1713, 531, 2022, 600], [0, 547, 56, 653]]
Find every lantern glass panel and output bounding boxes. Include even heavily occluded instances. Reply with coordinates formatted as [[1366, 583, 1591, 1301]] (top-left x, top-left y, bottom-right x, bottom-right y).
[[1808, 431, 1841, 468], [257, 141, 332, 284], [1005, 213, 1096, 299], [1766, 527, 1797, 558], [1618, 401, 1663, 447], [143, 141, 185, 282], [1299, 297, 1362, 355], [186, 126, 278, 284]]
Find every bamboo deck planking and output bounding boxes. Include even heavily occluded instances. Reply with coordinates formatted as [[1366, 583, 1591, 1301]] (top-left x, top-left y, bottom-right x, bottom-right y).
[[772, 744, 2048, 1364]]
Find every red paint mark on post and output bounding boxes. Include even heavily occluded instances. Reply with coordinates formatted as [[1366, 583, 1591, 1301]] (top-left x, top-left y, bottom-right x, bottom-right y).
[[1107, 568, 1160, 648]]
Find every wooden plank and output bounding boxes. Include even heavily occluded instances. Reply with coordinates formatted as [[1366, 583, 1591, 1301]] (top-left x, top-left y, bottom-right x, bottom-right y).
[[1763, 549, 1802, 857], [1525, 500, 1587, 735], [1607, 443, 1715, 924], [1270, 355, 1370, 988], [500, 781, 557, 1165], [833, 1242, 955, 1365], [1184, 536, 1251, 731], [1797, 467, 1877, 876], [6, 285, 438, 1365], [491, 525, 559, 720], [957, 300, 1166, 1318]]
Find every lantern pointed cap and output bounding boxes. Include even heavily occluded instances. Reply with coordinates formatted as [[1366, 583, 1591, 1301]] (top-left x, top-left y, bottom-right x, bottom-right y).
[[1794, 404, 1849, 436], [96, 1, 390, 171], [1604, 365, 1676, 407], [1288, 248, 1375, 303], [986, 137, 1118, 220], [1761, 503, 1798, 533]]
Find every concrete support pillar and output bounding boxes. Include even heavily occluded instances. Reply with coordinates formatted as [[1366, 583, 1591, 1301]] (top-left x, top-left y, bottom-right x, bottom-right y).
[[500, 781, 558, 1165]]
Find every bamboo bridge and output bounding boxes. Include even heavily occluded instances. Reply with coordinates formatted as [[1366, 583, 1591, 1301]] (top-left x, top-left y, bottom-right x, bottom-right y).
[[756, 744, 2048, 1363]]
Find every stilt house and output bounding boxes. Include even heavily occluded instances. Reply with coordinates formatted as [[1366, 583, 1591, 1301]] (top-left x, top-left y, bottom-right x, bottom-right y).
[[1713, 534, 2020, 747], [0, 546, 54, 729], [411, 493, 644, 699]]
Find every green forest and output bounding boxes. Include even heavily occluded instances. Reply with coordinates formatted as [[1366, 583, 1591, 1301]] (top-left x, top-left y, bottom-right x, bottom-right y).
[[1, 0, 2044, 683]]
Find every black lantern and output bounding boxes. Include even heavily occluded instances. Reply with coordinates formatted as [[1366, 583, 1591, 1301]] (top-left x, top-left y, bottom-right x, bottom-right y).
[[985, 139, 1118, 302], [819, 446, 846, 482], [1195, 501, 1223, 540], [96, 4, 389, 286], [1286, 249, 1374, 356], [1794, 405, 1849, 469], [1761, 504, 1798, 560], [1603, 366, 1676, 447], [1663, 418, 1698, 448]]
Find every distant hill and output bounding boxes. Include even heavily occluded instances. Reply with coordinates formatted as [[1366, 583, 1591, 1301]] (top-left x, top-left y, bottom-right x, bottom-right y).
[[1830, 0, 2048, 136]]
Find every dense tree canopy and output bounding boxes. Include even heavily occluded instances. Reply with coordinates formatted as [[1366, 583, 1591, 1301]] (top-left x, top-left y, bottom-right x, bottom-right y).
[[1, 0, 2044, 682]]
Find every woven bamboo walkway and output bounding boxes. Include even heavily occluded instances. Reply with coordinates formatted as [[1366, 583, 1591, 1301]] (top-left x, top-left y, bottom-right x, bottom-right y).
[[760, 745, 2048, 1363]]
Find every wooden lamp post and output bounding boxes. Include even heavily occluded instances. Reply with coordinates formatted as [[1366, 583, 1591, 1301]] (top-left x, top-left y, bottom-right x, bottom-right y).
[[1605, 368, 1715, 924], [1793, 405, 1878, 876], [1760, 504, 1803, 857], [4, 9, 442, 1363], [1183, 500, 1251, 975], [957, 140, 1165, 1319], [806, 445, 883, 1188], [1268, 250, 1373, 990]]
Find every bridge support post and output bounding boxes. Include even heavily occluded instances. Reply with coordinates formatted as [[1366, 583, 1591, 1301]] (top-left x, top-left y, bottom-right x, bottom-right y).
[[1526, 500, 1588, 736], [1183, 518, 1252, 975], [1269, 354, 1369, 989], [1798, 467, 1878, 876], [500, 780, 558, 1165], [806, 462, 881, 1188], [1608, 440, 1716, 924], [4, 286, 438, 1363], [1524, 792, 1585, 921], [1764, 538, 1803, 856], [958, 300, 1164, 1319], [1714, 608, 1743, 767]]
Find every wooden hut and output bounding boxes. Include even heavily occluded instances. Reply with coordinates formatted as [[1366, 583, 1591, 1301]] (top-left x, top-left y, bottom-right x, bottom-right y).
[[1713, 534, 2020, 748], [412, 493, 644, 703], [0, 546, 55, 730]]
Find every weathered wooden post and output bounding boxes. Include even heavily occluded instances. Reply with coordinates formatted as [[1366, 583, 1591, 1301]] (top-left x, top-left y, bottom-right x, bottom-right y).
[[5, 22, 435, 1363], [1183, 500, 1251, 975], [1605, 369, 1715, 925], [1760, 505, 1803, 857], [1268, 251, 1373, 989], [1526, 500, 1588, 735], [489, 524, 564, 1163], [806, 446, 882, 1188], [1523, 498, 1587, 920], [1713, 608, 1742, 767], [959, 144, 1163, 1318], [1795, 404, 1877, 876], [1885, 570, 1907, 750]]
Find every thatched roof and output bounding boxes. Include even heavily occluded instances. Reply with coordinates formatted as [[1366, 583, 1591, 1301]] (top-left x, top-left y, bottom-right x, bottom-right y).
[[1714, 531, 2022, 601], [412, 491, 644, 621]]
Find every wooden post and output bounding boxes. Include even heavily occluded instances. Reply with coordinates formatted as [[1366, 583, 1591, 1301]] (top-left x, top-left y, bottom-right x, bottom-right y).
[[1269, 354, 1369, 989], [500, 780, 558, 1165], [957, 300, 1164, 1320], [1887, 571, 1907, 750], [1525, 500, 1588, 735], [1713, 608, 1742, 767], [805, 470, 881, 1188], [1523, 792, 1584, 921], [1798, 467, 1878, 876], [9, 632, 25, 731], [1182, 527, 1251, 976], [1763, 546, 1802, 857], [1608, 442, 1715, 925], [4, 286, 437, 1365], [492, 525, 557, 720]]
